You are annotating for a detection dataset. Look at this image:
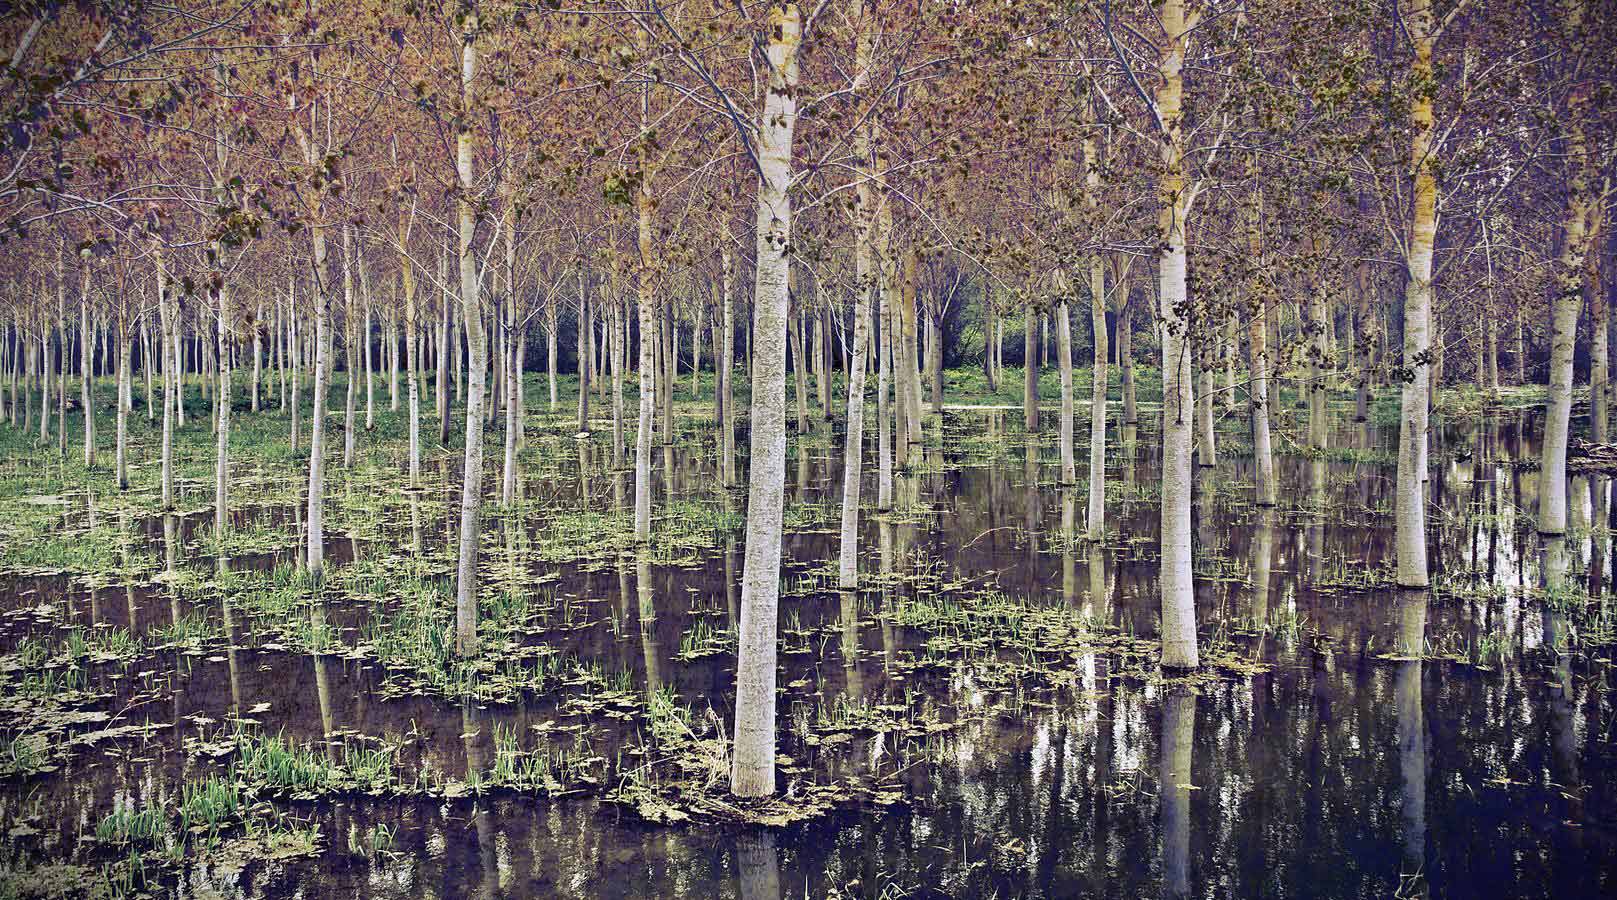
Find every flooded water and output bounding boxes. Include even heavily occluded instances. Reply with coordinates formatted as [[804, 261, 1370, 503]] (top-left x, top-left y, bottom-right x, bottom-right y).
[[1, 406, 1614, 899]]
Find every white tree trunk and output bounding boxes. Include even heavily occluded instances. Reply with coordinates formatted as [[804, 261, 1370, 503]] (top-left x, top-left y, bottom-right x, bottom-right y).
[[452, 14, 484, 657], [1156, 0, 1197, 670], [1086, 257, 1107, 539], [731, 4, 800, 799]]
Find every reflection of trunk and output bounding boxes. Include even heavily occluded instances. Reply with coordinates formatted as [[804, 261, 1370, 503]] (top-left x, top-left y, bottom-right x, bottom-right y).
[[637, 549, 659, 690], [452, 14, 484, 657], [1160, 687, 1195, 899], [840, 590, 862, 700], [1157, 0, 1197, 669], [1252, 509, 1275, 631], [1395, 589, 1427, 884], [735, 831, 782, 900], [730, 5, 800, 800]]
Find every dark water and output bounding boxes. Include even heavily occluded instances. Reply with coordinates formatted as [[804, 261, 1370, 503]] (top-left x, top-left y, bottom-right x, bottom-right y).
[[1, 406, 1614, 899]]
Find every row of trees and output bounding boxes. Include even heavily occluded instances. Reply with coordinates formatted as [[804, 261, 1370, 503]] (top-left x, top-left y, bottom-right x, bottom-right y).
[[1, 0, 1613, 798]]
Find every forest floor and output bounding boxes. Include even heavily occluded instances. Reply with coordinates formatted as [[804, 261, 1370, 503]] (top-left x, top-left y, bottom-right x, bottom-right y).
[[0, 366, 1607, 900]]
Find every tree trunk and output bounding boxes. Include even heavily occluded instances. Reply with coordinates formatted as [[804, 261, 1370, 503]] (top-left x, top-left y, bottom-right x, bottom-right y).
[[1540, 26, 1595, 536], [1395, 0, 1437, 585], [1023, 307, 1039, 431], [1120, 298, 1136, 425], [115, 312, 130, 490], [1587, 208, 1607, 442], [731, 4, 800, 799], [791, 304, 808, 433], [720, 243, 736, 486], [547, 299, 559, 412], [81, 276, 94, 468], [929, 314, 943, 416], [838, 109, 876, 588], [501, 212, 519, 504], [634, 132, 657, 541], [876, 204, 894, 510], [1086, 256, 1107, 538], [577, 289, 591, 434], [1156, 0, 1198, 670], [452, 14, 484, 657], [1057, 291, 1076, 485]]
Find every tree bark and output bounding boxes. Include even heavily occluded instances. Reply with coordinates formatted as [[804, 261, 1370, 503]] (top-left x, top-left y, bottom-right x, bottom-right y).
[[1156, 0, 1198, 669], [1540, 6, 1595, 536], [731, 3, 800, 799], [1395, 0, 1438, 585], [452, 12, 484, 656], [1086, 255, 1107, 539]]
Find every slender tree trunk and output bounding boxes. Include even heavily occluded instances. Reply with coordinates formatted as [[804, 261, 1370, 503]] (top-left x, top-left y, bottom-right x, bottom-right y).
[[342, 227, 357, 468], [633, 111, 657, 540], [502, 213, 519, 504], [1086, 256, 1107, 538], [289, 295, 301, 452], [1156, 0, 1198, 669], [452, 14, 484, 657], [661, 304, 675, 443], [306, 247, 332, 579], [213, 278, 230, 525], [1023, 307, 1039, 430], [1587, 208, 1607, 443], [1247, 186, 1277, 507], [1540, 30, 1595, 536], [1308, 275, 1328, 450], [1057, 289, 1076, 485], [732, 4, 800, 799], [547, 299, 558, 412], [838, 92, 876, 588], [876, 204, 894, 510], [611, 300, 625, 464], [1197, 341, 1217, 466], [139, 319, 151, 425], [81, 276, 94, 468], [691, 304, 705, 400], [1395, 0, 1439, 585], [1120, 298, 1136, 425], [155, 255, 175, 508], [115, 312, 130, 490], [791, 304, 809, 433], [929, 314, 943, 416], [577, 288, 591, 434], [720, 243, 736, 486]]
